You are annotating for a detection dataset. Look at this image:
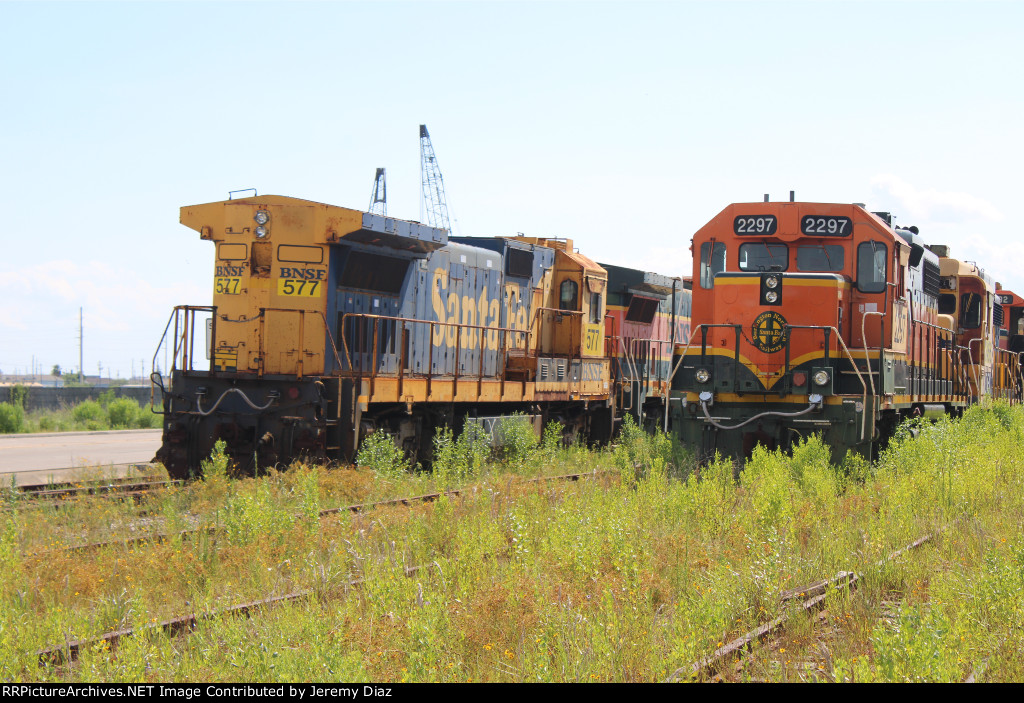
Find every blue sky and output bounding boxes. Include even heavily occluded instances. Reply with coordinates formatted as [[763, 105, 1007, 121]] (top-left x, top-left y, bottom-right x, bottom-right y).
[[1, 1, 1021, 378]]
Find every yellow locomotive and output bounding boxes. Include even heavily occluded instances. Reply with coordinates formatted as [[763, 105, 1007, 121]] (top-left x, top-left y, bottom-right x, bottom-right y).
[[154, 194, 688, 478]]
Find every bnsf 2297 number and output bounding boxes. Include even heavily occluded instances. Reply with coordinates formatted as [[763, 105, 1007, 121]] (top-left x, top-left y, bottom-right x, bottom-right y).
[[801, 216, 851, 236], [733, 215, 777, 235]]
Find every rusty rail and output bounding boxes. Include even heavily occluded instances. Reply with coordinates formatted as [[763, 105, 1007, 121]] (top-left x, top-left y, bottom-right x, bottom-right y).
[[35, 470, 610, 557], [34, 470, 610, 666], [667, 528, 942, 682]]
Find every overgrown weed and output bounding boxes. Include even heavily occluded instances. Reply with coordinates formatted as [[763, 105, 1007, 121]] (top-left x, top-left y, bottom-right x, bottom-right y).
[[4, 403, 1024, 682]]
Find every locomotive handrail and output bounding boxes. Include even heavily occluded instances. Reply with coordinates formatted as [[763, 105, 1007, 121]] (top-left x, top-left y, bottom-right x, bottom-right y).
[[783, 325, 833, 373], [151, 308, 180, 410], [164, 306, 342, 381], [619, 335, 675, 392], [667, 327, 706, 384], [825, 326, 870, 443], [1017, 351, 1024, 401], [664, 326, 706, 432], [781, 324, 871, 441], [318, 311, 346, 375], [337, 312, 528, 378], [149, 305, 216, 412], [673, 323, 743, 410], [860, 311, 885, 399], [151, 305, 215, 375], [965, 337, 988, 403], [617, 336, 638, 412], [667, 324, 871, 443], [992, 347, 1020, 401], [667, 324, 742, 380], [534, 306, 585, 317], [952, 344, 971, 399]]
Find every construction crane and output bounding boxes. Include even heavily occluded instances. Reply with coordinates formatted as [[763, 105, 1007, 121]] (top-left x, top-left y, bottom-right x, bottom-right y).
[[419, 124, 452, 232], [368, 167, 387, 216]]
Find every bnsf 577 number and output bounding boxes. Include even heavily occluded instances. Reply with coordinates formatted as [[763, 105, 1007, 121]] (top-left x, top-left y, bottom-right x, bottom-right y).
[[214, 277, 241, 295], [278, 279, 321, 297]]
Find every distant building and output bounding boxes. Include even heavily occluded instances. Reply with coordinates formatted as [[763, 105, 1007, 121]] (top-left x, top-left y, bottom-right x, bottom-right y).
[[0, 374, 65, 388]]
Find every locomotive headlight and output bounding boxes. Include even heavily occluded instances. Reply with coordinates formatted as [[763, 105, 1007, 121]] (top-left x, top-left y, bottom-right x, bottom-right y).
[[254, 210, 270, 225], [764, 290, 779, 304], [765, 275, 779, 289], [695, 368, 711, 384], [255, 225, 269, 239], [813, 370, 830, 386]]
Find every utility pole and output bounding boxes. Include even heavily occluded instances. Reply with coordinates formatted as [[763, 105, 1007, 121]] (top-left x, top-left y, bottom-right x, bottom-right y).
[[78, 307, 84, 384]]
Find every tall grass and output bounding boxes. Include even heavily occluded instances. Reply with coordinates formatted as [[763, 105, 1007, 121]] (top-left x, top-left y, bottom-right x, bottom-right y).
[[2, 403, 1023, 681]]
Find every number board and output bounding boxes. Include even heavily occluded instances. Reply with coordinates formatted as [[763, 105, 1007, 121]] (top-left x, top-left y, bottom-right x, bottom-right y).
[[214, 277, 241, 295], [277, 279, 323, 297], [733, 215, 777, 236], [583, 323, 603, 355], [999, 294, 1014, 305], [801, 216, 852, 236]]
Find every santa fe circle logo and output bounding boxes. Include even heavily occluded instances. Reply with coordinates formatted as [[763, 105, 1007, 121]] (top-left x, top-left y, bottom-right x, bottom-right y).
[[751, 311, 788, 353]]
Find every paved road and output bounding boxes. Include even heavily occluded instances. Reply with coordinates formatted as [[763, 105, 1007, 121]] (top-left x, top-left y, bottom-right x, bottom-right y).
[[0, 429, 162, 486]]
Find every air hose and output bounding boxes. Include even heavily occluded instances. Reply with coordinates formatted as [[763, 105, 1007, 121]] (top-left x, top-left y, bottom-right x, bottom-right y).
[[699, 394, 823, 431], [196, 387, 278, 416]]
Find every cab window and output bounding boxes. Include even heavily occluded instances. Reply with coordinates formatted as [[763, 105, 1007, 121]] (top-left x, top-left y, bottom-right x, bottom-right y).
[[589, 292, 602, 323], [961, 292, 982, 329], [699, 242, 726, 289], [856, 241, 887, 293], [560, 280, 579, 311], [739, 242, 788, 271], [797, 244, 844, 272], [938, 293, 957, 315]]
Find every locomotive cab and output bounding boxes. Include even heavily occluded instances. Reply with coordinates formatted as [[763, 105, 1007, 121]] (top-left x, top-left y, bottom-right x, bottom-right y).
[[673, 201, 962, 462], [508, 237, 610, 398]]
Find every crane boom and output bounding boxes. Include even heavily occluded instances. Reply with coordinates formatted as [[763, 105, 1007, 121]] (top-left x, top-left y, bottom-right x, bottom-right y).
[[419, 124, 452, 231], [368, 167, 387, 216]]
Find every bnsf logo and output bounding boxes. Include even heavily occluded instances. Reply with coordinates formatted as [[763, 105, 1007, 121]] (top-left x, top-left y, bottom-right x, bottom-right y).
[[216, 264, 246, 276], [279, 267, 326, 280]]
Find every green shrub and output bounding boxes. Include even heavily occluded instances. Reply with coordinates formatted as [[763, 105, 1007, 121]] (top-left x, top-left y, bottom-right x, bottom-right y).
[[97, 388, 116, 408], [201, 439, 231, 481], [433, 422, 488, 487], [494, 414, 538, 469], [134, 409, 160, 429], [72, 399, 106, 429], [107, 398, 139, 428], [7, 385, 27, 409], [356, 430, 409, 479], [219, 481, 294, 547], [0, 403, 24, 433]]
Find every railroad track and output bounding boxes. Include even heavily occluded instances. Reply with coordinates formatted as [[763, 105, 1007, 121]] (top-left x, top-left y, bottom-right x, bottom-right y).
[[33, 469, 611, 666], [4, 476, 180, 512], [28, 473, 972, 678], [4, 463, 157, 492], [29, 469, 609, 556], [668, 525, 959, 682]]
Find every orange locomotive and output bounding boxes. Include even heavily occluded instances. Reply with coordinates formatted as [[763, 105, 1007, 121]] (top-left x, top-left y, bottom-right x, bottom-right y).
[[669, 200, 1012, 460], [994, 287, 1024, 400]]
